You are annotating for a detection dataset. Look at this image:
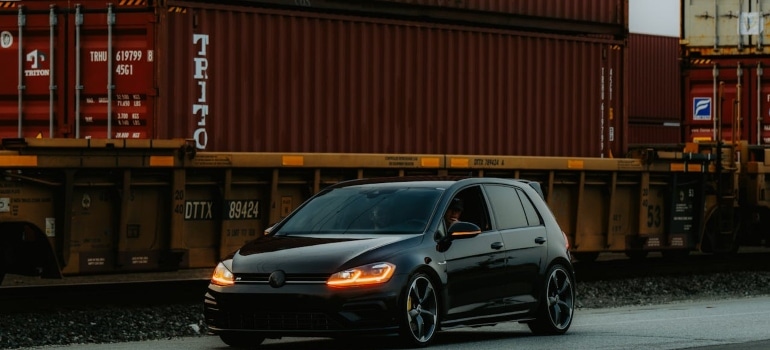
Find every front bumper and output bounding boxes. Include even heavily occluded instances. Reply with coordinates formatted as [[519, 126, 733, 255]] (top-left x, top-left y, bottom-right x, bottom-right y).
[[203, 274, 408, 337]]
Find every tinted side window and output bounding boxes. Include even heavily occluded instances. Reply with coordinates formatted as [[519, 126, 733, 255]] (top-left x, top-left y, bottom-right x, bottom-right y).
[[451, 185, 492, 231], [484, 184, 528, 229], [517, 188, 543, 226]]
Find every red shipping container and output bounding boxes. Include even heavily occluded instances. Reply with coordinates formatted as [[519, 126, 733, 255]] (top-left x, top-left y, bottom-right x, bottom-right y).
[[627, 122, 681, 147], [683, 57, 770, 146], [0, 0, 628, 157], [376, 0, 627, 30], [628, 34, 680, 122]]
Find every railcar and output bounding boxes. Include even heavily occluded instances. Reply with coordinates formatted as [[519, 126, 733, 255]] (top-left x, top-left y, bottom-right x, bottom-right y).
[[0, 138, 768, 283]]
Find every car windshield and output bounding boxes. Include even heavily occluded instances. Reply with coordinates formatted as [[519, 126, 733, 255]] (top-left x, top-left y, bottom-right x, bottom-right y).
[[276, 186, 443, 235]]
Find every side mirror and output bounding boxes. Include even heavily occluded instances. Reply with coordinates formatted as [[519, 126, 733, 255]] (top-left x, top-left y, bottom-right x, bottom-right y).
[[447, 221, 482, 239]]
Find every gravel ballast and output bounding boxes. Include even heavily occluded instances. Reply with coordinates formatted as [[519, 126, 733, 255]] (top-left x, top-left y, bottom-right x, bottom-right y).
[[2, 271, 770, 349]]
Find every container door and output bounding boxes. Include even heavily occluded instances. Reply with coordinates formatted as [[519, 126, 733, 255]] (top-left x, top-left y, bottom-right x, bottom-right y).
[[0, 1, 155, 140], [68, 3, 155, 139], [753, 62, 770, 145], [0, 4, 67, 139], [683, 0, 770, 55], [684, 59, 762, 144], [683, 0, 744, 51]]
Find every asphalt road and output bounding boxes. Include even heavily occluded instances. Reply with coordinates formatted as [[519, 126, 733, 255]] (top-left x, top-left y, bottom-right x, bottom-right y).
[[40, 296, 770, 350]]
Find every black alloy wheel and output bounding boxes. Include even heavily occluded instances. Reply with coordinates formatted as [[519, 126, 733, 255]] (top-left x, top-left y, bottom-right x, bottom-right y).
[[400, 273, 439, 347], [528, 264, 575, 335]]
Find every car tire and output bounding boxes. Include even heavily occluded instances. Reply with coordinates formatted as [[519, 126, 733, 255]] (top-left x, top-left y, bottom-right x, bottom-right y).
[[527, 263, 575, 335], [219, 333, 265, 348], [399, 272, 439, 348]]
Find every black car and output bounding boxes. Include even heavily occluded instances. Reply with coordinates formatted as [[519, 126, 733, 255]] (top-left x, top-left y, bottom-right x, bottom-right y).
[[204, 177, 575, 348]]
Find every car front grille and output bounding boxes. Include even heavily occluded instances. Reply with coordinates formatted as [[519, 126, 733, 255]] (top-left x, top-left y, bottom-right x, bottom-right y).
[[234, 273, 329, 284], [221, 311, 342, 331]]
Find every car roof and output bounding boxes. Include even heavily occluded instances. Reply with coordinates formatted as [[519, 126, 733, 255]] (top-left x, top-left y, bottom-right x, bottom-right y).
[[328, 176, 464, 190], [327, 176, 541, 196]]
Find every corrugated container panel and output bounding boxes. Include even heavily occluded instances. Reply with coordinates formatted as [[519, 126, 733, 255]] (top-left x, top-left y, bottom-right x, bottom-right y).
[[681, 0, 770, 56], [628, 34, 681, 122], [157, 4, 625, 156], [683, 57, 770, 145], [0, 1, 627, 157], [377, 0, 627, 26], [627, 122, 681, 146]]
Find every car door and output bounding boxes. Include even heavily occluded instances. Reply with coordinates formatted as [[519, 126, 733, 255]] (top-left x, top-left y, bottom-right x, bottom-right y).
[[482, 183, 548, 312], [441, 185, 508, 321]]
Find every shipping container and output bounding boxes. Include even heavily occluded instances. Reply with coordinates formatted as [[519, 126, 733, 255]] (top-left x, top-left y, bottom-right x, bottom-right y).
[[372, 0, 627, 35], [626, 33, 682, 147], [627, 121, 681, 146], [0, 0, 628, 157], [628, 34, 680, 122], [682, 57, 770, 145], [681, 0, 770, 145], [681, 0, 770, 56]]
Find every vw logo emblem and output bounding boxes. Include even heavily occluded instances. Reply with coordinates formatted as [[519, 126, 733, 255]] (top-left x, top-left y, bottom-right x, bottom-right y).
[[268, 270, 286, 288]]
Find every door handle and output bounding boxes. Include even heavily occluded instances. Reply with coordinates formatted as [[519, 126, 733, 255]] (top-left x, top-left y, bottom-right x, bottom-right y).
[[535, 237, 547, 244], [491, 242, 504, 250]]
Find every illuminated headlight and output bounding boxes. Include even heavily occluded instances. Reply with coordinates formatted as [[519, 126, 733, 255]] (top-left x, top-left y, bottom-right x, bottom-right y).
[[327, 262, 396, 287], [211, 261, 235, 286]]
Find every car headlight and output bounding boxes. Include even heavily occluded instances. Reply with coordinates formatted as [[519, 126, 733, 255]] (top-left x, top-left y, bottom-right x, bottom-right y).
[[327, 262, 396, 287], [211, 261, 235, 286]]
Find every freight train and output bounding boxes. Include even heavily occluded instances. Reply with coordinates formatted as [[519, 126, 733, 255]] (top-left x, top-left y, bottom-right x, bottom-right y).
[[0, 0, 769, 283]]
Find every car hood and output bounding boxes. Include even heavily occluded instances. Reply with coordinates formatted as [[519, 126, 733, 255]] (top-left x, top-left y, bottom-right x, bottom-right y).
[[231, 234, 417, 274]]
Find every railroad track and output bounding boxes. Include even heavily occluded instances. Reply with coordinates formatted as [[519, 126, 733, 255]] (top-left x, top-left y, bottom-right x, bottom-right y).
[[1, 250, 769, 314], [573, 250, 770, 282]]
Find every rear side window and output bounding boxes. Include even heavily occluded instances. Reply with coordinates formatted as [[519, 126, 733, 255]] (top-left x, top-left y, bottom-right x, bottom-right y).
[[483, 184, 528, 229], [516, 188, 543, 226]]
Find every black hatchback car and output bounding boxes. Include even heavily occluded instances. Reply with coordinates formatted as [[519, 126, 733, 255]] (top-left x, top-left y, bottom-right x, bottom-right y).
[[204, 177, 575, 348]]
